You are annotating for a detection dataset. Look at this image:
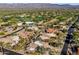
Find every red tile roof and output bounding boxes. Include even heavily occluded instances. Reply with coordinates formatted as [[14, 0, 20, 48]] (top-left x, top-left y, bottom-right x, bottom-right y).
[[46, 28, 57, 33]]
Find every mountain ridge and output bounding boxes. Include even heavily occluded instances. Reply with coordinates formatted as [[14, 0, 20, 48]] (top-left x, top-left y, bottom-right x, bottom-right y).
[[0, 3, 78, 9]]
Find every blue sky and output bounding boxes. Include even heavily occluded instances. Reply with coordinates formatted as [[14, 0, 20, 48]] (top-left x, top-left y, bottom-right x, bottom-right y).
[[0, 0, 79, 3]]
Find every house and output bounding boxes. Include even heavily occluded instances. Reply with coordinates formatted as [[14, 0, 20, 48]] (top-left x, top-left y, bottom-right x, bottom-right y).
[[43, 42, 50, 48], [25, 21, 39, 31], [34, 41, 43, 46], [26, 43, 38, 52], [44, 33, 57, 37], [17, 22, 23, 26], [27, 26, 39, 31], [18, 31, 30, 39], [45, 28, 57, 33], [3, 15, 11, 18], [62, 26, 67, 29], [40, 35, 50, 42], [19, 14, 26, 17], [40, 31, 57, 42], [29, 48, 35, 51], [59, 22, 65, 25], [11, 35, 20, 46], [25, 22, 36, 27], [5, 26, 13, 33]]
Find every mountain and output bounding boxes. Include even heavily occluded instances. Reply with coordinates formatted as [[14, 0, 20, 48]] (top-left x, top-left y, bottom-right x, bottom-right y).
[[0, 3, 79, 9]]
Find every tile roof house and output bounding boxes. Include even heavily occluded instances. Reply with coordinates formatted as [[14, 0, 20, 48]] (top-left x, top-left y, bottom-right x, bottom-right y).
[[45, 28, 57, 33]]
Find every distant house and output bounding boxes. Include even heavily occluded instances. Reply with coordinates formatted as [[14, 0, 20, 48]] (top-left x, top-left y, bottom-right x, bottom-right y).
[[59, 22, 65, 25], [25, 22, 36, 27], [3, 15, 11, 18], [27, 26, 39, 31], [19, 14, 26, 17], [17, 22, 23, 26], [62, 26, 67, 29], [25, 21, 39, 31], [59, 25, 67, 32]]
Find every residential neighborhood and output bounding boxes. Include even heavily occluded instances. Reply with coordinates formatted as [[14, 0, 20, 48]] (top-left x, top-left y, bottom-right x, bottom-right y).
[[0, 4, 79, 55]]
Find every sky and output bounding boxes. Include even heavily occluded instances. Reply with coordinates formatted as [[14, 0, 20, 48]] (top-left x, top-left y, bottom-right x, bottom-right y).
[[0, 0, 79, 3]]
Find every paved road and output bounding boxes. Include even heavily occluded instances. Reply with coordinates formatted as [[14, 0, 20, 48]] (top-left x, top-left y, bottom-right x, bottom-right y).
[[61, 16, 79, 55]]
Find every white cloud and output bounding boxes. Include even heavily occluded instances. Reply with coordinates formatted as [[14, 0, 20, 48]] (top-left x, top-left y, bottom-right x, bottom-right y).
[[0, 0, 79, 3]]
